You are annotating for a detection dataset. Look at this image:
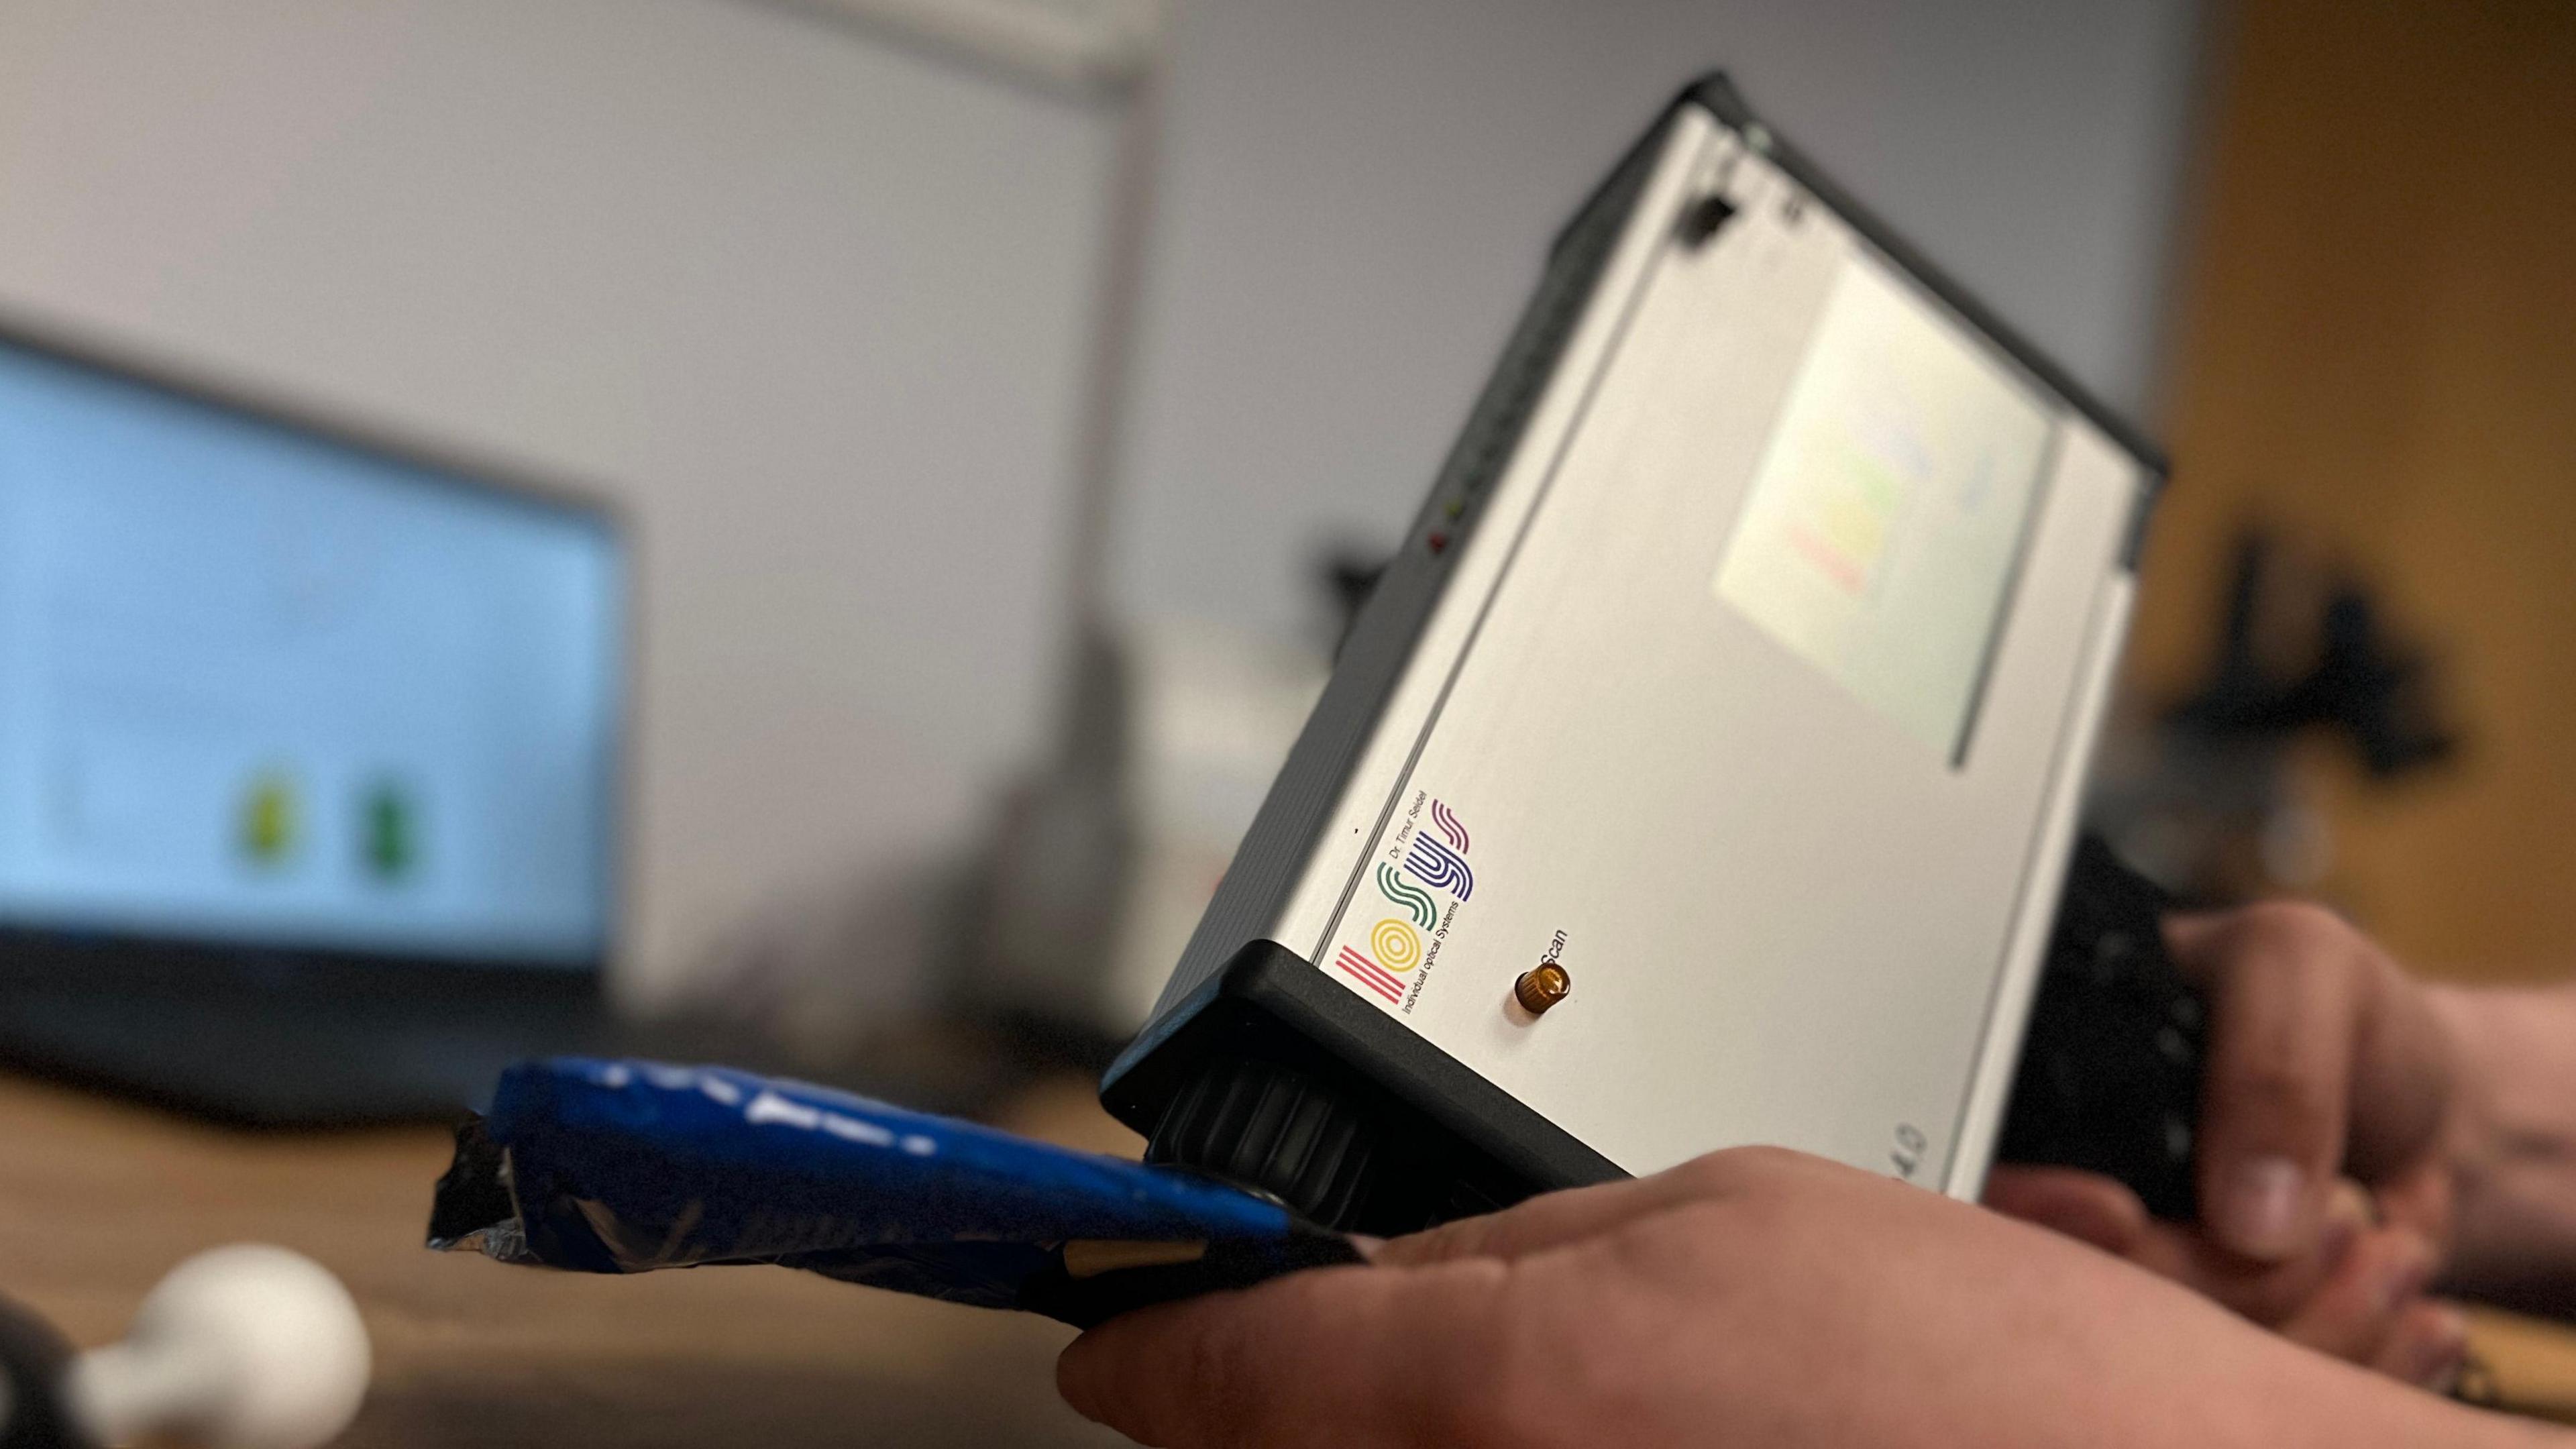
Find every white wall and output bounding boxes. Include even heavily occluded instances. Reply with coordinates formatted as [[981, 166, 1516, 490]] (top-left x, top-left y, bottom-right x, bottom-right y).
[[0, 0, 1116, 1000], [1112, 0, 2204, 642]]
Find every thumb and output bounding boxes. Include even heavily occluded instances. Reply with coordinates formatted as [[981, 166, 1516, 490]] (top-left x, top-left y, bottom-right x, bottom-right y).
[[1376, 1155, 1757, 1268], [2169, 903, 2366, 1263]]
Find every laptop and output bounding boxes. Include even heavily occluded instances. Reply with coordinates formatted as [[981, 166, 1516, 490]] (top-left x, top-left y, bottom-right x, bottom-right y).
[[0, 315, 710, 1124], [1099, 75, 2186, 1232]]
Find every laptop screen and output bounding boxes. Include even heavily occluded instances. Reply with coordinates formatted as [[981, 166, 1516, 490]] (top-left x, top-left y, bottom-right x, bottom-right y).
[[0, 335, 622, 969]]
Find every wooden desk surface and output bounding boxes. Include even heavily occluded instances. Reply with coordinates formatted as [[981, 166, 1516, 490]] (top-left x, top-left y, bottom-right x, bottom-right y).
[[0, 1072, 1130, 1448]]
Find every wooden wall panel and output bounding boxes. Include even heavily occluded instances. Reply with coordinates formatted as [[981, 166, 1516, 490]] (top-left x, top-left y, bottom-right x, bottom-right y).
[[2132, 0, 2576, 977]]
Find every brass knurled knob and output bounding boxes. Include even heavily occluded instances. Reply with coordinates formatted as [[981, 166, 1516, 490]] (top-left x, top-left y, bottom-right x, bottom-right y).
[[1513, 962, 1571, 1015]]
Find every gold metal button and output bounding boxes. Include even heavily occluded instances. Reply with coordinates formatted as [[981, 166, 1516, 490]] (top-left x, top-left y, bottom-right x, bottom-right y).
[[1513, 963, 1570, 1015]]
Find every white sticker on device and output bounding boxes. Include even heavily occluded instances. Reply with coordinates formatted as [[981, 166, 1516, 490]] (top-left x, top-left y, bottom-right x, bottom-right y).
[[1713, 252, 2055, 760]]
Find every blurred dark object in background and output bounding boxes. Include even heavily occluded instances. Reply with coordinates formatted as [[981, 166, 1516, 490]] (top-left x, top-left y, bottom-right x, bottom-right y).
[[2094, 533, 2457, 909], [2168, 535, 2455, 779]]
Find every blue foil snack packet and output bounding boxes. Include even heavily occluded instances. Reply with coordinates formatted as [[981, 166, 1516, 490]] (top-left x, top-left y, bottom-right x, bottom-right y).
[[426, 1058, 1361, 1327]]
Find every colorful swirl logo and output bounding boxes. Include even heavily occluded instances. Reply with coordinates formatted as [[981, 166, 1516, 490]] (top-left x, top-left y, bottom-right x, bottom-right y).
[[1376, 864, 1438, 928], [1371, 918, 1424, 972], [1335, 945, 1402, 1003], [1403, 834, 1474, 900], [1430, 798, 1470, 853]]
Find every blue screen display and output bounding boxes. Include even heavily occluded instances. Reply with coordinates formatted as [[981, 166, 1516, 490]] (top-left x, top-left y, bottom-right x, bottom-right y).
[[0, 341, 621, 967]]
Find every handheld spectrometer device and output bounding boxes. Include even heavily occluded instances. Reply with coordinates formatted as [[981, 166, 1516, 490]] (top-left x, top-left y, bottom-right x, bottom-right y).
[[1101, 75, 2199, 1233]]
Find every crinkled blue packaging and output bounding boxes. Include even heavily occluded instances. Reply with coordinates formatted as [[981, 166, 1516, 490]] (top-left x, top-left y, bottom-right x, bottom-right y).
[[427, 1058, 1358, 1326]]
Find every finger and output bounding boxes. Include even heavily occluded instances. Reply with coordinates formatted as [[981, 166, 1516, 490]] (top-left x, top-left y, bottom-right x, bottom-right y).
[[2369, 1157, 2455, 1264], [1059, 1258, 1505, 1448], [2159, 910, 2233, 960], [2339, 983, 2457, 1187], [2171, 902, 2369, 1261], [1980, 1167, 2149, 1257], [2371, 1299, 2473, 1391], [2117, 1180, 2373, 1325], [2172, 908, 2455, 1187], [2276, 1227, 2436, 1364]]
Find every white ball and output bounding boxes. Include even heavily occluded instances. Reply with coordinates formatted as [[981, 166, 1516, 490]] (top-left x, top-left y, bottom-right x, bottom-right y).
[[69, 1245, 370, 1449]]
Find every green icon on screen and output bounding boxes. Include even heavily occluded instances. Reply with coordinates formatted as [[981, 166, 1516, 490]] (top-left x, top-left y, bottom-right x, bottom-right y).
[[362, 780, 418, 883]]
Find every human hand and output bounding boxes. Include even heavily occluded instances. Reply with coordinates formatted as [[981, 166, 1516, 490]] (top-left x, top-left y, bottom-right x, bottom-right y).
[[1060, 1148, 2497, 1449], [1985, 1165, 2467, 1385], [1986, 900, 2470, 1385]]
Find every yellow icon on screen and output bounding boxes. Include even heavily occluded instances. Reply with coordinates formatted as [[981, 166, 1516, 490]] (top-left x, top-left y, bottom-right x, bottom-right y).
[[239, 771, 302, 867]]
